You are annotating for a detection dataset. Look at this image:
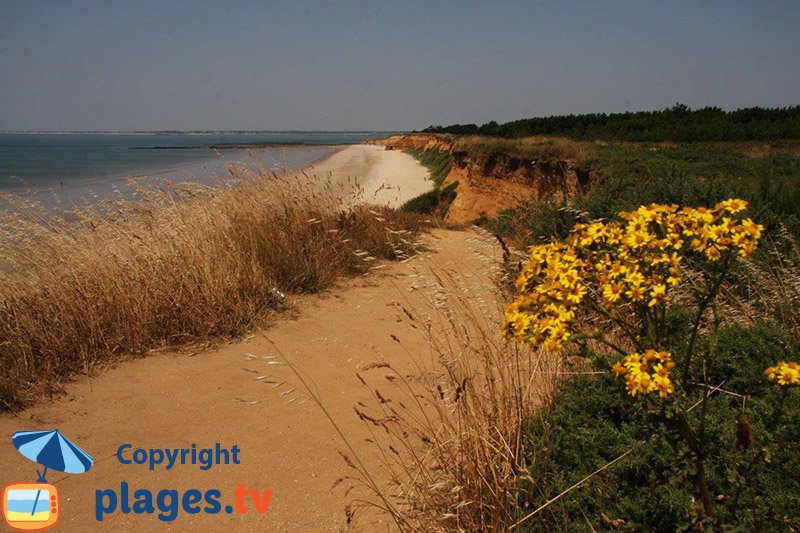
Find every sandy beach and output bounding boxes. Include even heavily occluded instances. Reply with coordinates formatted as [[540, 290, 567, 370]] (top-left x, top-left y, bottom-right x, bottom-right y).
[[297, 144, 432, 208]]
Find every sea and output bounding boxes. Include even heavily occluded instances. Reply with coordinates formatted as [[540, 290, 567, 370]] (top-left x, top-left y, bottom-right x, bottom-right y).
[[0, 131, 394, 210]]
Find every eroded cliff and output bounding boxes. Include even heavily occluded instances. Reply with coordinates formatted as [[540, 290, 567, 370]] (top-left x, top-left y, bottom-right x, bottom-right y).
[[377, 135, 602, 223]]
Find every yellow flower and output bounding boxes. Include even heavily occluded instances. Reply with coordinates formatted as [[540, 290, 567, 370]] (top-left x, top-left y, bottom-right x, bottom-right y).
[[543, 337, 561, 353], [765, 365, 779, 381], [624, 229, 651, 249], [667, 268, 681, 286], [565, 284, 587, 304], [503, 200, 762, 356], [648, 284, 666, 307], [613, 350, 675, 398], [666, 231, 684, 248], [765, 361, 800, 386], [625, 270, 645, 285], [626, 284, 646, 301], [652, 374, 675, 397], [605, 283, 625, 303], [715, 198, 748, 214], [705, 246, 721, 261]]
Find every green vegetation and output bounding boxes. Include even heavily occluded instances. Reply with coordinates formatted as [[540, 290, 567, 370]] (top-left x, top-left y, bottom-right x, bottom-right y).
[[424, 104, 800, 141], [399, 147, 457, 216], [403, 147, 452, 189], [479, 139, 800, 245], [518, 319, 800, 532], [446, 132, 800, 530], [400, 181, 457, 216]]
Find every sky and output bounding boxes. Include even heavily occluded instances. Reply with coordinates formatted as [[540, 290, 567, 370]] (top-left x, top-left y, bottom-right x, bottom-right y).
[[1, 1, 798, 131]]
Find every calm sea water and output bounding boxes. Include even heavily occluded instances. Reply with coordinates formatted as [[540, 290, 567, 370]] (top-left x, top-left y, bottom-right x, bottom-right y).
[[0, 131, 393, 209]]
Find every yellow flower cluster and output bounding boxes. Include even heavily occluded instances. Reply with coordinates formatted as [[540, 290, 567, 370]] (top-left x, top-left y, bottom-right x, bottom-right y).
[[765, 361, 800, 387], [503, 199, 762, 352], [612, 350, 676, 397], [503, 242, 583, 352]]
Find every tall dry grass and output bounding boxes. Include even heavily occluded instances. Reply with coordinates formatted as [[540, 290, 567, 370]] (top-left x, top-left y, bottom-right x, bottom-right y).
[[720, 224, 800, 335], [343, 258, 559, 530], [0, 171, 427, 409]]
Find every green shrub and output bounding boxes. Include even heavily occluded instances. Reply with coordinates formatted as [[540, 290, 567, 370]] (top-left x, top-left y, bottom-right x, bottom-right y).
[[479, 141, 800, 249], [401, 181, 457, 216], [577, 143, 800, 235], [403, 147, 452, 188], [517, 320, 800, 531]]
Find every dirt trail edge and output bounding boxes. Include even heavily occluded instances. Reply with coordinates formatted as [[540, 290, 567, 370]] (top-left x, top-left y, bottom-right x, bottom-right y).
[[0, 228, 504, 531]]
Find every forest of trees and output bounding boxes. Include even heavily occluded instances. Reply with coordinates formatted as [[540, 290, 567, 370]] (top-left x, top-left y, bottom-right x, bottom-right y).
[[422, 105, 800, 141]]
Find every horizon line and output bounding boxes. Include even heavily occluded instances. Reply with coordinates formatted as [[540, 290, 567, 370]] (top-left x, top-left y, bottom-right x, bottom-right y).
[[0, 129, 406, 135]]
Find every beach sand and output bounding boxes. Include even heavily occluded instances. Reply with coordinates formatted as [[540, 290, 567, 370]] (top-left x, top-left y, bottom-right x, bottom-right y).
[[296, 144, 432, 209]]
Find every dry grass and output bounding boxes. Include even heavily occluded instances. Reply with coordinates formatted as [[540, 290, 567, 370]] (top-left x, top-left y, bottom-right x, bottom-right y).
[[343, 254, 559, 530], [719, 225, 800, 336], [0, 171, 428, 409]]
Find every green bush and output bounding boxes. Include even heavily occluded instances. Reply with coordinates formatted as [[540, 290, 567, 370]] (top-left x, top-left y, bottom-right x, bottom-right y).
[[578, 144, 800, 235], [403, 147, 452, 188], [480, 200, 586, 245], [401, 181, 457, 216], [517, 319, 800, 532]]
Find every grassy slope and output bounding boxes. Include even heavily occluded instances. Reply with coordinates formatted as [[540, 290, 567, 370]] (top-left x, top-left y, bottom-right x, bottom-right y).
[[399, 147, 457, 215]]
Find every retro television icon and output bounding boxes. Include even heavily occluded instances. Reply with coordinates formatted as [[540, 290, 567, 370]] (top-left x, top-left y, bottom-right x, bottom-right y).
[[2, 483, 59, 531]]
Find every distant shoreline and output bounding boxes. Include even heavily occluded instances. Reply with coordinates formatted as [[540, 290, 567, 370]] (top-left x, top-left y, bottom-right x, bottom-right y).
[[131, 143, 344, 150], [0, 132, 391, 201]]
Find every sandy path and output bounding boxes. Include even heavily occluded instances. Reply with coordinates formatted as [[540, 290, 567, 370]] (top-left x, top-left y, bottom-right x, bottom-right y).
[[0, 190, 504, 529]]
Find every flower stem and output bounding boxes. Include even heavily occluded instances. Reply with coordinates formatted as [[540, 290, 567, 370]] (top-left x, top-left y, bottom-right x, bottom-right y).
[[680, 257, 730, 386], [672, 412, 715, 520]]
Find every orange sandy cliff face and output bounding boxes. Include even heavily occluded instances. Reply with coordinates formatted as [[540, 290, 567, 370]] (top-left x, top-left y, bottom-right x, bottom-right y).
[[372, 133, 453, 153], [376, 134, 602, 223]]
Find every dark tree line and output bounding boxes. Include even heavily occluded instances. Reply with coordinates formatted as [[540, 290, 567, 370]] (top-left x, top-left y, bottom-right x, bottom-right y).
[[422, 104, 800, 141]]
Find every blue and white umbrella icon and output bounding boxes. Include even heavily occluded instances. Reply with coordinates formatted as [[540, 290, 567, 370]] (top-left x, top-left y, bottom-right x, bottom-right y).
[[13, 429, 94, 480], [12, 429, 94, 516]]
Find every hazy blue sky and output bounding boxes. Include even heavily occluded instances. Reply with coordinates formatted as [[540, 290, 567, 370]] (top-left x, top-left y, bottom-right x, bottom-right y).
[[1, 1, 798, 131]]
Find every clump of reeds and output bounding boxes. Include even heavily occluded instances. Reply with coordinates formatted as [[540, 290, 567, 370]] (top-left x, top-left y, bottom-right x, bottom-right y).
[[0, 170, 427, 409], [343, 259, 559, 530]]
